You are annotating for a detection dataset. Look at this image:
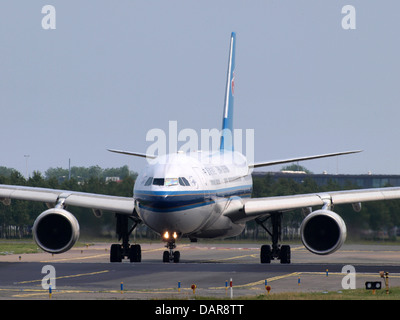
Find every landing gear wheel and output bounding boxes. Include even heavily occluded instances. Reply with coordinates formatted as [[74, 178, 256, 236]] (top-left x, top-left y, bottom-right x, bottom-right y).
[[163, 251, 170, 263], [257, 213, 292, 264], [173, 251, 180, 263], [260, 245, 271, 264], [110, 244, 122, 262], [162, 238, 180, 263], [280, 245, 291, 264], [110, 214, 141, 263], [129, 244, 142, 262]]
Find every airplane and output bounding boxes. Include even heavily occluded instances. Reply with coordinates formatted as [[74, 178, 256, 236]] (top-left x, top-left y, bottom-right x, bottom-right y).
[[1, 32, 400, 264]]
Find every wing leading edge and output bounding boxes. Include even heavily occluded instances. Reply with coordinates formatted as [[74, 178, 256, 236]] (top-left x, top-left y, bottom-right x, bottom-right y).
[[225, 186, 400, 223], [249, 150, 362, 169], [0, 184, 135, 215]]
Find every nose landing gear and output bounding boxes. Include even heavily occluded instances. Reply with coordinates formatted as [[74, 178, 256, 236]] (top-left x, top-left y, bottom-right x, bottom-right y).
[[162, 231, 180, 263]]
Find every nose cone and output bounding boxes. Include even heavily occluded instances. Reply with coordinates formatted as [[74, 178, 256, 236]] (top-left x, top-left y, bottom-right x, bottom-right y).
[[134, 189, 210, 235], [133, 152, 210, 234]]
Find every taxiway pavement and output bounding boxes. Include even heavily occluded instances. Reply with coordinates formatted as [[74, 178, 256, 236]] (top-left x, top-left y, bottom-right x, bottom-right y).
[[0, 242, 399, 299]]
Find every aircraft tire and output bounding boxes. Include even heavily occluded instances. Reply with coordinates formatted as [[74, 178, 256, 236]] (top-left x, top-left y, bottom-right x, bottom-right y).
[[110, 244, 122, 262], [129, 244, 141, 262], [260, 245, 271, 264], [163, 250, 170, 263], [280, 245, 291, 264], [173, 251, 180, 263]]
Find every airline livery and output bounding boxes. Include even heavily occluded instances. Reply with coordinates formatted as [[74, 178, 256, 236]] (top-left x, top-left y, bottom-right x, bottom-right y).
[[1, 32, 400, 264]]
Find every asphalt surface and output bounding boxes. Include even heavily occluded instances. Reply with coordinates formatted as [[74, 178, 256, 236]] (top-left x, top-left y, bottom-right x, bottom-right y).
[[0, 242, 399, 300]]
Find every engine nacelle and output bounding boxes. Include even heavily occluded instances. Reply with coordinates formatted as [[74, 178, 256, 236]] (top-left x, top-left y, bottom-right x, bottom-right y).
[[32, 208, 80, 254], [300, 209, 346, 255]]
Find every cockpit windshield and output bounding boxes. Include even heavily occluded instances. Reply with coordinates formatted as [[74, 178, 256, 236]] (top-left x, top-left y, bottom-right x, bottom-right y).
[[152, 178, 164, 186], [142, 177, 191, 186], [179, 177, 190, 186], [165, 178, 178, 186], [143, 177, 191, 186], [144, 177, 153, 186]]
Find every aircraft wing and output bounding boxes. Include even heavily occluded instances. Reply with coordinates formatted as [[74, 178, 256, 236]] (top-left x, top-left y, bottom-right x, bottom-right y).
[[249, 150, 362, 168], [0, 184, 136, 215], [226, 186, 400, 222], [107, 149, 156, 159]]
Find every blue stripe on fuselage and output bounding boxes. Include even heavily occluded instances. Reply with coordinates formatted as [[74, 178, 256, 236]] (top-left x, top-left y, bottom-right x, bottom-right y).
[[135, 185, 252, 212]]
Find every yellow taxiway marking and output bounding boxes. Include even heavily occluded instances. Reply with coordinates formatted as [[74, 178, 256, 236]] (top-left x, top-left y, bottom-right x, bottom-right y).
[[14, 270, 110, 285], [209, 272, 301, 290], [143, 244, 190, 253], [40, 254, 109, 263], [11, 288, 181, 298], [205, 245, 306, 262], [291, 246, 306, 251], [210, 253, 258, 262]]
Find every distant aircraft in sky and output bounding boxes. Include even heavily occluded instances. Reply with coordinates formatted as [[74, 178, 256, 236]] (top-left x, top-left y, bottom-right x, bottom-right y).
[[1, 32, 399, 264]]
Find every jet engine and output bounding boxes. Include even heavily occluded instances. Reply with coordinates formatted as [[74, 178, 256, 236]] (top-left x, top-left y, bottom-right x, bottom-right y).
[[300, 209, 346, 255], [32, 208, 80, 254]]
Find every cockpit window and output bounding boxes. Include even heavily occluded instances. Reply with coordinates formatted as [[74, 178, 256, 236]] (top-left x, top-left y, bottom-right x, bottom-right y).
[[179, 177, 190, 186], [150, 177, 191, 186], [165, 178, 179, 186], [152, 178, 164, 186]]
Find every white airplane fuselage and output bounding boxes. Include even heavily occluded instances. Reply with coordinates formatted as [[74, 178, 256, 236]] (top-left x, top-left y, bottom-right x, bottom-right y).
[[134, 150, 252, 239]]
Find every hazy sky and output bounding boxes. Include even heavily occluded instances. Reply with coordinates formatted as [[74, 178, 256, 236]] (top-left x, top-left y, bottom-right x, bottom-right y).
[[1, 1, 400, 177]]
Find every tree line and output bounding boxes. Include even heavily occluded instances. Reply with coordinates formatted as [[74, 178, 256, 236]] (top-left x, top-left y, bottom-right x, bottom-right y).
[[1, 165, 400, 241], [0, 166, 138, 239]]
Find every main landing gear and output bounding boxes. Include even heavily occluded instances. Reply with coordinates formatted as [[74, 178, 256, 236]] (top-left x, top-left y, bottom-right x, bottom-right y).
[[256, 212, 291, 264], [110, 214, 142, 263], [162, 231, 180, 263]]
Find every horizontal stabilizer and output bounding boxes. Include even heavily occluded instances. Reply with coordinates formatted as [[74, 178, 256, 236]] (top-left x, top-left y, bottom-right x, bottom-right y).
[[107, 149, 156, 159], [249, 150, 362, 169]]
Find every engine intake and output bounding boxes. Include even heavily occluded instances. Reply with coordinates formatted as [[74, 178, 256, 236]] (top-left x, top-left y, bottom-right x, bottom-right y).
[[300, 209, 346, 255], [32, 208, 80, 254]]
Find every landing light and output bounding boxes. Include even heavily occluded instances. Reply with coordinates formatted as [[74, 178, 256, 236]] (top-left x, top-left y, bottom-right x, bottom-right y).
[[163, 231, 178, 240]]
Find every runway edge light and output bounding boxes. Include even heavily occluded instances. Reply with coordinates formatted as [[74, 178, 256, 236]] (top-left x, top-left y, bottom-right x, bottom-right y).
[[230, 278, 233, 299], [266, 285, 271, 294], [191, 284, 196, 294]]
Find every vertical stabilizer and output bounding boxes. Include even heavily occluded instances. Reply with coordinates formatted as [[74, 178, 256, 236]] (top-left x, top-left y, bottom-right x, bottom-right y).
[[220, 32, 236, 151]]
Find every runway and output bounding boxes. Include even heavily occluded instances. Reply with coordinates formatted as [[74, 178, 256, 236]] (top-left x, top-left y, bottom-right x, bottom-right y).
[[0, 242, 399, 299]]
